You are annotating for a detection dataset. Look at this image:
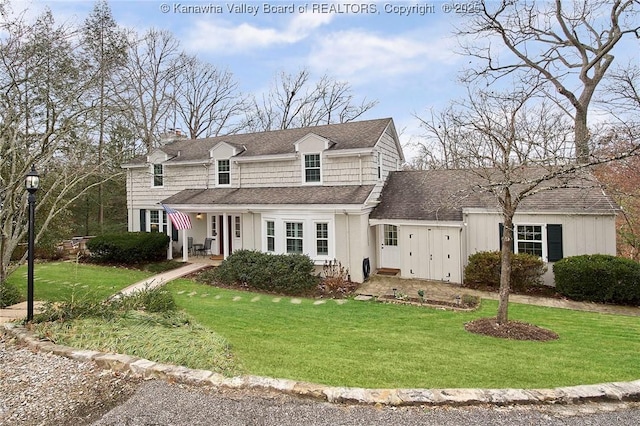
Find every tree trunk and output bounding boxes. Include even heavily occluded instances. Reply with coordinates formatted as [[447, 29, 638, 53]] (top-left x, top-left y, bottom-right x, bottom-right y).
[[497, 190, 516, 325]]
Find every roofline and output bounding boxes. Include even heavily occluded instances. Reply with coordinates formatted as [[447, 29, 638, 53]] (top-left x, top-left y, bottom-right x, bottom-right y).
[[369, 219, 463, 228], [462, 208, 618, 216], [163, 203, 370, 212], [324, 147, 375, 158], [233, 153, 298, 163]]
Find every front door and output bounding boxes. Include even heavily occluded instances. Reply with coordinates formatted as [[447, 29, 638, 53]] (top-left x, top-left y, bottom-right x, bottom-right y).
[[380, 224, 400, 268]]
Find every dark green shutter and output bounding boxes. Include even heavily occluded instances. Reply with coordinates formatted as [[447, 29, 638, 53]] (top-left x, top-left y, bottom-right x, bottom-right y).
[[547, 224, 563, 262], [140, 209, 147, 232], [498, 223, 514, 253], [171, 222, 178, 241]]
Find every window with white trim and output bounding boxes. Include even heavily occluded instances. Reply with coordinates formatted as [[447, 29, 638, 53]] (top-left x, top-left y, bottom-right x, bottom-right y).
[[149, 210, 166, 233], [218, 159, 230, 185], [153, 164, 163, 187], [515, 225, 544, 258], [234, 216, 241, 238], [285, 222, 304, 254], [377, 152, 382, 180], [316, 222, 329, 256], [211, 215, 217, 237], [384, 224, 398, 246], [266, 221, 275, 252], [304, 154, 321, 183]]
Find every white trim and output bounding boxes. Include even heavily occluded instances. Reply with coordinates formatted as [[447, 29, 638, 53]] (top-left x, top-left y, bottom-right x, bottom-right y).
[[301, 152, 323, 185], [324, 147, 375, 157], [369, 218, 464, 228], [151, 164, 164, 188], [514, 223, 548, 262], [262, 213, 335, 261], [216, 159, 231, 187]]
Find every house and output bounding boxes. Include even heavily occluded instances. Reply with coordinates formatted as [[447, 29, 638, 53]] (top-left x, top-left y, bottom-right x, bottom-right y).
[[122, 118, 618, 284]]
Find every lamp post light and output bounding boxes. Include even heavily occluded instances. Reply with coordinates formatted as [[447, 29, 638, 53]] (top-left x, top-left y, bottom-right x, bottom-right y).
[[25, 165, 39, 322]]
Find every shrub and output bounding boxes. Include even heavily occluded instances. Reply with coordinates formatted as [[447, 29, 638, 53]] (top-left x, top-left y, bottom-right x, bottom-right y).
[[318, 259, 355, 298], [464, 251, 547, 292], [87, 232, 169, 264], [206, 249, 318, 296], [554, 254, 640, 305], [0, 281, 22, 308]]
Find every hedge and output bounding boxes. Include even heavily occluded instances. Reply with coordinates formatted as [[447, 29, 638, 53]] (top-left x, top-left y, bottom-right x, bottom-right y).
[[87, 232, 170, 264], [463, 251, 547, 292], [554, 254, 640, 305], [204, 249, 318, 296]]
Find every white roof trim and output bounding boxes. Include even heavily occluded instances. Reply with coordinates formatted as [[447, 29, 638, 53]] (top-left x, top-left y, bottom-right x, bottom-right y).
[[324, 147, 375, 158], [369, 219, 464, 228]]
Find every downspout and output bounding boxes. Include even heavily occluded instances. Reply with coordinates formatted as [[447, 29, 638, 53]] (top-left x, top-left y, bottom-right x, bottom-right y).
[[358, 154, 363, 185], [128, 169, 133, 232], [344, 210, 351, 276]]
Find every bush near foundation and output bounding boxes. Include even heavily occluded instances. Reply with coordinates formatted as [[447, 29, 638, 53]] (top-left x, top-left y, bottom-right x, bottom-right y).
[[204, 249, 318, 295], [554, 254, 640, 305], [463, 251, 546, 292], [87, 232, 170, 264]]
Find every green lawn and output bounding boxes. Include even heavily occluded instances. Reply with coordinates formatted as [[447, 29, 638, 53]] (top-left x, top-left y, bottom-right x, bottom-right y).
[[8, 263, 640, 390], [7, 262, 153, 302], [168, 279, 640, 390]]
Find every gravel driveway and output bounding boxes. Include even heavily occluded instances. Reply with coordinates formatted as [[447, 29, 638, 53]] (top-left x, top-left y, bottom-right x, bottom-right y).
[[3, 335, 640, 426]]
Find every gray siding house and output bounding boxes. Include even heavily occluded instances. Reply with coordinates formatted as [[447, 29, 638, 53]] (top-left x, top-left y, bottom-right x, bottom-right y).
[[122, 118, 617, 284]]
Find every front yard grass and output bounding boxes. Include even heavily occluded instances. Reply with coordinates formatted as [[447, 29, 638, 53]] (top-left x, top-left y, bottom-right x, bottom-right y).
[[7, 263, 640, 390], [168, 279, 640, 390], [7, 262, 154, 302]]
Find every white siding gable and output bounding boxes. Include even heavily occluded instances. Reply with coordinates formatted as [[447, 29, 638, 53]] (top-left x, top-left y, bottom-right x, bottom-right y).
[[147, 149, 169, 163], [209, 141, 239, 159], [294, 133, 331, 153]]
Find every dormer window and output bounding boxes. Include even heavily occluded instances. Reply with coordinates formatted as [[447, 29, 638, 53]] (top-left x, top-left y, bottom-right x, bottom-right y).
[[218, 159, 230, 185], [153, 164, 163, 187], [304, 154, 321, 183]]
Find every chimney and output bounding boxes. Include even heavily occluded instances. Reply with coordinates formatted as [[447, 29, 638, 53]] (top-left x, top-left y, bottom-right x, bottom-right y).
[[159, 128, 187, 145]]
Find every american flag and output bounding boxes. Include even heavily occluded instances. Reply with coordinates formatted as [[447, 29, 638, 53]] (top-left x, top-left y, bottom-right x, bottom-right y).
[[161, 204, 192, 230]]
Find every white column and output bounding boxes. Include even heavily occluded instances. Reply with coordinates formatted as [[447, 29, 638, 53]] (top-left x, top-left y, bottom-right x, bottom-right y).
[[182, 228, 188, 262], [223, 212, 229, 259]]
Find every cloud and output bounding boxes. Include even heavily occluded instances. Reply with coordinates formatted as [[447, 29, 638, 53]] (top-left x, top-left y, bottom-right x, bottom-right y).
[[182, 12, 334, 54], [307, 28, 459, 84]]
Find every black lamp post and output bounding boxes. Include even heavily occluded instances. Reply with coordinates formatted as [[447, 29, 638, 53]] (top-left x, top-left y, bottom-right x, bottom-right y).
[[25, 165, 39, 322]]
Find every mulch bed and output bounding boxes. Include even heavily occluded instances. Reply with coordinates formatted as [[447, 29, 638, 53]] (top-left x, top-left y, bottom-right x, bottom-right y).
[[465, 317, 559, 341]]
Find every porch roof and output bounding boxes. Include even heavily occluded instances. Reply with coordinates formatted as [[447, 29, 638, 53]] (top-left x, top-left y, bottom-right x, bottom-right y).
[[162, 185, 376, 206]]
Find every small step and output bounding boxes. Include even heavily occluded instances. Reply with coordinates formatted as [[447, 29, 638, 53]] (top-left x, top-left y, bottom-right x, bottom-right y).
[[377, 268, 400, 276]]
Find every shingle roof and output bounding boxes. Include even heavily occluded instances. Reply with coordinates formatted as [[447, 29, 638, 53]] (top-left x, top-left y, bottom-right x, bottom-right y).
[[162, 185, 376, 206], [125, 118, 394, 165], [370, 169, 618, 221]]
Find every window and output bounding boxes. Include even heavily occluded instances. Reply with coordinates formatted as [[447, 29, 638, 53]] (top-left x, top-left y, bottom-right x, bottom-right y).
[[384, 224, 398, 246], [234, 216, 241, 238], [218, 160, 230, 185], [266, 221, 275, 252], [211, 215, 217, 237], [316, 223, 329, 256], [377, 152, 382, 180], [304, 154, 321, 183], [150, 210, 166, 233], [286, 222, 304, 254], [515, 225, 544, 257], [153, 164, 163, 187]]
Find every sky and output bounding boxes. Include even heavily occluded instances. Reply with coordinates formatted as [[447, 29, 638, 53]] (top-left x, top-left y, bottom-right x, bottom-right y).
[[11, 0, 640, 161]]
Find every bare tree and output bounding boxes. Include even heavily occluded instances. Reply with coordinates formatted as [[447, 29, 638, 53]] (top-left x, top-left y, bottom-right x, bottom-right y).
[[416, 83, 637, 325], [0, 10, 108, 284], [460, 0, 640, 163], [245, 68, 378, 131], [173, 55, 247, 139], [118, 29, 182, 150]]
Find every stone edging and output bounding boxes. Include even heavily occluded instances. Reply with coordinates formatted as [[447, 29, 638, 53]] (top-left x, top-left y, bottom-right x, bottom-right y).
[[4, 322, 640, 407]]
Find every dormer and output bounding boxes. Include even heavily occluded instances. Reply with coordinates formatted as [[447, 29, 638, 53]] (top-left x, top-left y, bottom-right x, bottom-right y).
[[294, 133, 332, 153], [147, 149, 170, 188], [210, 142, 244, 187]]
